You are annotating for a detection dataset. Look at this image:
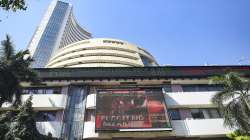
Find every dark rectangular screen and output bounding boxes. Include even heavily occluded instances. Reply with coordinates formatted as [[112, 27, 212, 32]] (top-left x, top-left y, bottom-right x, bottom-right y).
[[95, 87, 172, 131]]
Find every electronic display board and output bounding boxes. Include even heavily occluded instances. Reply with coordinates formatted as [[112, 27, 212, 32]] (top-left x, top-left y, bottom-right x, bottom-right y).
[[95, 88, 172, 131]]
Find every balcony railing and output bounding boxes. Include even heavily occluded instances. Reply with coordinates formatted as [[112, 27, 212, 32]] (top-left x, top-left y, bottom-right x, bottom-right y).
[[171, 118, 232, 136], [1, 94, 67, 109], [83, 121, 174, 139], [164, 91, 217, 108]]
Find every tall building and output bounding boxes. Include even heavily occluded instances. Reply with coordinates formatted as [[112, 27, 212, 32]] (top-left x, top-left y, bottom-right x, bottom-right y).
[[28, 0, 92, 68], [28, 0, 158, 68]]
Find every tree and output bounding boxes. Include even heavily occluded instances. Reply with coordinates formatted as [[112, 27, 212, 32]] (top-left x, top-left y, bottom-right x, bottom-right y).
[[227, 130, 250, 140], [0, 35, 55, 139], [210, 72, 250, 134], [0, 111, 13, 139], [0, 0, 26, 12], [2, 96, 56, 140], [4, 96, 44, 140], [0, 35, 37, 107]]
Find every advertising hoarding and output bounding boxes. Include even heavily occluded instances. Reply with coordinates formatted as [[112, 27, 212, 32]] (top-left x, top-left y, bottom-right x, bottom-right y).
[[95, 87, 172, 131]]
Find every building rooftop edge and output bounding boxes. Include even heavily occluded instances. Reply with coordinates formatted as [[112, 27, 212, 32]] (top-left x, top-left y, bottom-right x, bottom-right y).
[[30, 65, 250, 81], [35, 65, 250, 70]]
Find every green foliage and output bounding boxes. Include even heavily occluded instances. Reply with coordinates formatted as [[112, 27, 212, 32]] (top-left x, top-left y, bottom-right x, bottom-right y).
[[0, 35, 38, 107], [0, 0, 26, 12], [0, 35, 56, 139], [0, 111, 12, 139], [227, 130, 250, 140], [210, 72, 250, 134], [0, 96, 57, 140], [5, 96, 43, 140]]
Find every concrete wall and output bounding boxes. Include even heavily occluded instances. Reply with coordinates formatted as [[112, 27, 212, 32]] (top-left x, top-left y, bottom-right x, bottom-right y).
[[171, 119, 232, 136], [2, 94, 67, 110], [164, 91, 217, 108]]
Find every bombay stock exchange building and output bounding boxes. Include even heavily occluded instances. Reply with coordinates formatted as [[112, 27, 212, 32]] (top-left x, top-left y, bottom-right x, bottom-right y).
[[3, 0, 250, 140], [27, 0, 158, 68], [27, 0, 92, 68]]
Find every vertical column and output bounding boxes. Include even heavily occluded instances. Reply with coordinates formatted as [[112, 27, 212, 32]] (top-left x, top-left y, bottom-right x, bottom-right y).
[[61, 86, 87, 140]]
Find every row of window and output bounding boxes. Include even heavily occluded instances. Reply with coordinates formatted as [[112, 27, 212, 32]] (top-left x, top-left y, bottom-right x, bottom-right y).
[[168, 108, 221, 120], [163, 84, 224, 92], [32, 2, 68, 68], [48, 52, 139, 67], [61, 59, 140, 67], [36, 111, 58, 122], [182, 85, 224, 92], [103, 40, 124, 45], [48, 46, 137, 66], [23, 87, 61, 94], [15, 107, 221, 122], [22, 84, 223, 95], [84, 108, 222, 122]]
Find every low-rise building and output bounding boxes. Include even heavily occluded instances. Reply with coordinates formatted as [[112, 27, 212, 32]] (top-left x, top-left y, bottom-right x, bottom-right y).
[[2, 66, 249, 140]]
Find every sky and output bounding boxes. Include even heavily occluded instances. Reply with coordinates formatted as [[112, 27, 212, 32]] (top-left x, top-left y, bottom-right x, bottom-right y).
[[0, 0, 250, 66]]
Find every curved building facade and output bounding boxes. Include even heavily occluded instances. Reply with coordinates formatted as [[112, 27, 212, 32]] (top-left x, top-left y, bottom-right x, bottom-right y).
[[46, 38, 158, 68], [58, 11, 92, 49], [28, 0, 91, 68]]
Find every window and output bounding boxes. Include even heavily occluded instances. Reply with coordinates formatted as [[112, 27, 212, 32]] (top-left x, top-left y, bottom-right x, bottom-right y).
[[22, 87, 61, 94], [182, 84, 224, 92], [182, 85, 197, 92], [191, 109, 204, 119], [207, 108, 221, 118], [36, 111, 57, 121], [103, 40, 124, 45], [168, 109, 181, 120], [85, 109, 95, 122], [53, 88, 61, 94], [163, 85, 172, 93], [140, 55, 151, 66], [88, 87, 97, 94]]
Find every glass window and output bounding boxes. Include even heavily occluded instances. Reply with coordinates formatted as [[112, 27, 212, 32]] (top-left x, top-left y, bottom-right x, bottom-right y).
[[36, 111, 57, 121], [46, 89, 53, 94], [168, 109, 181, 120], [208, 85, 224, 91], [22, 87, 61, 94], [191, 109, 204, 119], [182, 84, 224, 92], [37, 89, 44, 94], [140, 55, 151, 66], [199, 85, 209, 91], [53, 88, 61, 94], [163, 85, 172, 93], [182, 85, 197, 92], [85, 109, 95, 122], [207, 108, 221, 118], [31, 2, 69, 67], [30, 89, 38, 94]]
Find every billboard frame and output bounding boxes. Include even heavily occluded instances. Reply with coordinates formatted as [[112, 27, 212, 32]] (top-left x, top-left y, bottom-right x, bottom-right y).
[[95, 86, 173, 132]]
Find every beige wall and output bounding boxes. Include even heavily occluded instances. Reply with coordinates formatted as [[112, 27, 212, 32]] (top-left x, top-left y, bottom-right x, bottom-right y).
[[46, 38, 158, 68]]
